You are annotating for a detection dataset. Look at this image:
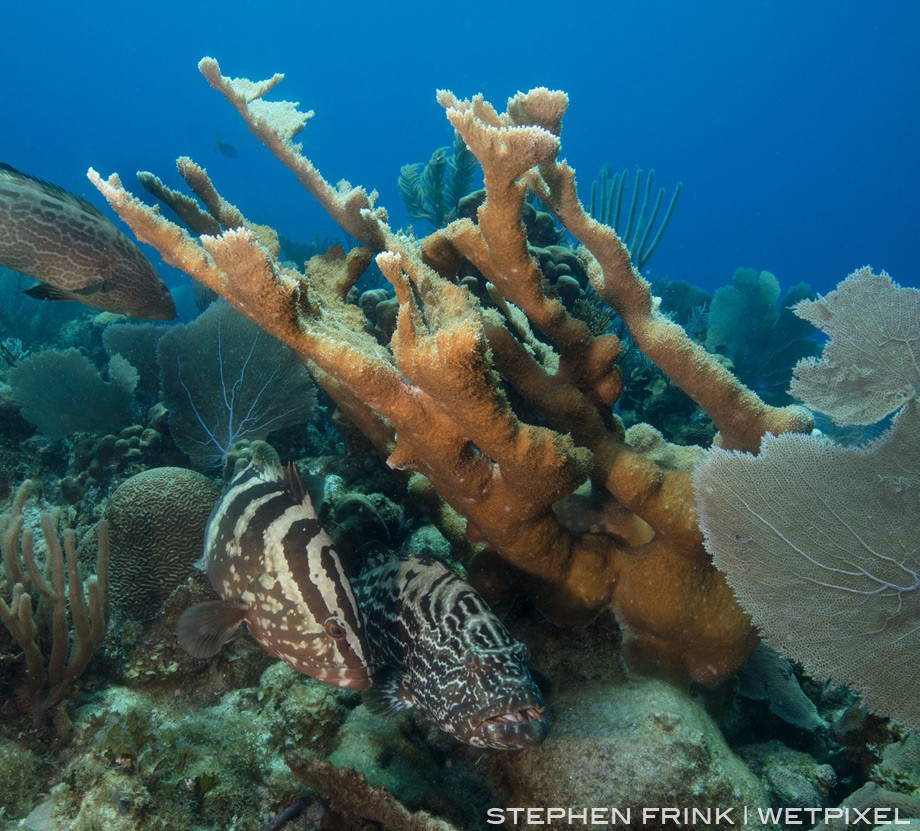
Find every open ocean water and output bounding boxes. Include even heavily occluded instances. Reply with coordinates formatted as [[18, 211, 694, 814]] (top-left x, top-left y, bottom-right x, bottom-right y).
[[3, 0, 918, 295]]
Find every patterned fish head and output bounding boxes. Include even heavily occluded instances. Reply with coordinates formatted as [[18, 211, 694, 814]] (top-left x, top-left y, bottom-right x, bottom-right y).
[[201, 461, 372, 690], [408, 603, 547, 750], [243, 567, 373, 690]]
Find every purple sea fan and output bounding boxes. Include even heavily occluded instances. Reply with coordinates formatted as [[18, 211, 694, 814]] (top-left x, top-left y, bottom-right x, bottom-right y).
[[157, 300, 317, 467], [694, 267, 920, 731]]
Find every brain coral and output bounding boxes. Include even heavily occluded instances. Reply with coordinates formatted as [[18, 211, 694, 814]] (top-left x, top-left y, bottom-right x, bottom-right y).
[[105, 467, 220, 621]]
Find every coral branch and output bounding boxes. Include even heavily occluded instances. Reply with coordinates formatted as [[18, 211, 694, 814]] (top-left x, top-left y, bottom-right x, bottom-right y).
[[198, 57, 388, 249], [524, 152, 811, 453], [0, 482, 109, 722], [87, 62, 818, 683]]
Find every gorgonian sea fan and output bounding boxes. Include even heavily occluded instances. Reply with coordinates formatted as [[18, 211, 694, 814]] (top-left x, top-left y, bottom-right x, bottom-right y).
[[695, 268, 920, 730], [157, 301, 317, 467]]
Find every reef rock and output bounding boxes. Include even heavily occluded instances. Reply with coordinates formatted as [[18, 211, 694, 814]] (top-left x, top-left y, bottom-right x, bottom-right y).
[[490, 619, 769, 831]]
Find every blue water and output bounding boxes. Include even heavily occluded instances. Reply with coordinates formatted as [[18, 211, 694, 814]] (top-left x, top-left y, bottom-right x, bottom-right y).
[[3, 0, 918, 295]]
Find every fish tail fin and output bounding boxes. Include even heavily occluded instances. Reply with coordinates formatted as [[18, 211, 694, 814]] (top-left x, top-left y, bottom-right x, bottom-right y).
[[177, 600, 247, 659]]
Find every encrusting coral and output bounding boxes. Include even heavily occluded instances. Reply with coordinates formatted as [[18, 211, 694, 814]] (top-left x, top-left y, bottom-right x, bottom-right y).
[[0, 480, 109, 722], [89, 57, 813, 684]]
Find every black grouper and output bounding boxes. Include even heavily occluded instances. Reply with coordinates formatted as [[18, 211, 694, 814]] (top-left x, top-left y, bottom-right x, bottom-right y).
[[177, 458, 372, 690], [353, 551, 548, 749], [0, 162, 176, 319]]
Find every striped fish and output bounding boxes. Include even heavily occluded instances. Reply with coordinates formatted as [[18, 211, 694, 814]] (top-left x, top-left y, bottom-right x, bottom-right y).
[[177, 457, 372, 690], [353, 551, 547, 749], [0, 162, 176, 319]]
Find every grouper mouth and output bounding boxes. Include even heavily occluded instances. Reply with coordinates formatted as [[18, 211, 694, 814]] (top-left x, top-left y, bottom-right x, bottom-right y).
[[474, 705, 548, 749]]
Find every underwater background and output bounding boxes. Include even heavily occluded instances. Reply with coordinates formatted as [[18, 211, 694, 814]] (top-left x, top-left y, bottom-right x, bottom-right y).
[[1, 1, 919, 830], [4, 1, 919, 297]]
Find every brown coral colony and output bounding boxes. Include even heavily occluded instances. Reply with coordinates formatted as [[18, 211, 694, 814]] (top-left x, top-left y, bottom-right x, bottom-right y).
[[89, 57, 816, 685]]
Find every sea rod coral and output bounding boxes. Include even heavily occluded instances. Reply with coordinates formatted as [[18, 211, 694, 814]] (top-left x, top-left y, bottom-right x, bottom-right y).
[[88, 57, 813, 684], [0, 481, 109, 722]]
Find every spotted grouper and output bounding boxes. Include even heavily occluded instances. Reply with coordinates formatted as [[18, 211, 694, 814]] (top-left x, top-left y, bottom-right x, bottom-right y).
[[353, 551, 548, 749], [177, 457, 372, 690], [0, 162, 175, 319]]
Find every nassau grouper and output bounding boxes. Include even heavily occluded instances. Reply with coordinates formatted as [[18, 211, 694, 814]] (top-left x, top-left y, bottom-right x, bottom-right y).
[[352, 550, 548, 749], [0, 162, 176, 319], [177, 458, 372, 690]]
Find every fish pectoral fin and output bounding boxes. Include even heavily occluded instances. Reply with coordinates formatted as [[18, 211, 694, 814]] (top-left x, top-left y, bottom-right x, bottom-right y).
[[176, 600, 247, 659], [23, 283, 74, 302], [24, 280, 104, 302], [69, 280, 107, 296], [363, 667, 415, 716]]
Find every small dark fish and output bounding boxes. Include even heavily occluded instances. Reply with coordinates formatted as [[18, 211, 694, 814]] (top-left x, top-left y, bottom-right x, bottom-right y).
[[177, 458, 372, 690], [214, 135, 238, 158], [0, 162, 176, 319], [353, 551, 548, 749]]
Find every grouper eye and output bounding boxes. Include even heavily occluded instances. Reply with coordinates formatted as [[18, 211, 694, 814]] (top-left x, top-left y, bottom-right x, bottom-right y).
[[324, 618, 347, 639], [463, 650, 480, 671]]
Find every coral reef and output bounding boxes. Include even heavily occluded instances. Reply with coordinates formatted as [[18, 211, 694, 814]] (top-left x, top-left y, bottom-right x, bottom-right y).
[[398, 132, 477, 229], [289, 757, 461, 831], [103, 467, 220, 622], [705, 268, 819, 405], [789, 269, 917, 425], [8, 348, 138, 440], [613, 277, 716, 445], [157, 300, 318, 467], [65, 419, 180, 501], [875, 733, 920, 793], [488, 617, 769, 831], [493, 676, 767, 828], [6, 647, 487, 830], [20, 684, 306, 831], [102, 321, 168, 400], [588, 166, 682, 269], [811, 782, 920, 831], [90, 58, 814, 686], [737, 741, 837, 812], [0, 738, 49, 819]]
